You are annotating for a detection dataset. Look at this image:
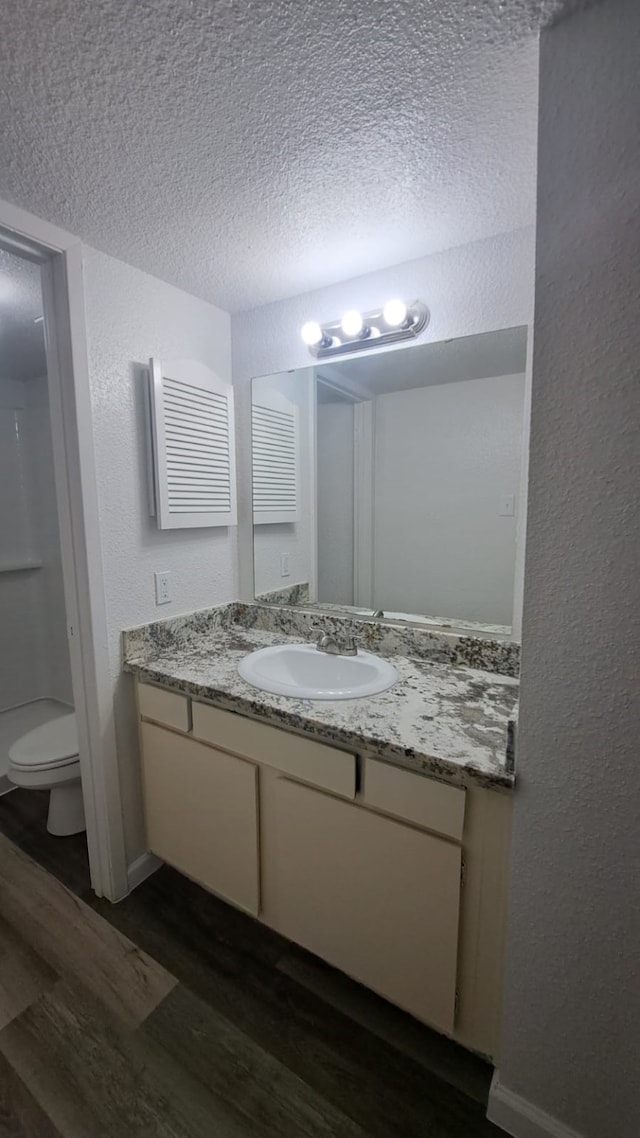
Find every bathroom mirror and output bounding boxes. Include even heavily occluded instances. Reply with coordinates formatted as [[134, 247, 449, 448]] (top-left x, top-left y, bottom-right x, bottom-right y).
[[251, 326, 527, 635]]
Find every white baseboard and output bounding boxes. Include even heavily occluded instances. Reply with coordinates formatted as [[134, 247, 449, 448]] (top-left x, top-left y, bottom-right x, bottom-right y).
[[488, 1073, 585, 1138], [127, 852, 163, 893]]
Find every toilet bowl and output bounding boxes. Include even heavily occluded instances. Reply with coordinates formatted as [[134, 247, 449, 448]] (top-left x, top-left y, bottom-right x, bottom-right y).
[[8, 713, 86, 836]]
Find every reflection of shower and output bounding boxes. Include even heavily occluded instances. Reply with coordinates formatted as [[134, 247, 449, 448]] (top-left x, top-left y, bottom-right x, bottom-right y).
[[0, 368, 76, 818]]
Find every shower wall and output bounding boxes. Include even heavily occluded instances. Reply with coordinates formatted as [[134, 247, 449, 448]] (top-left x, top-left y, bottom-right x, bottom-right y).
[[0, 374, 72, 710]]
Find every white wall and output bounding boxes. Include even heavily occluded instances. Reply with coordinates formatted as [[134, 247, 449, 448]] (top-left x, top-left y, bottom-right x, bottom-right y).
[[252, 369, 315, 598], [373, 375, 524, 625], [491, 2, 640, 1136], [81, 246, 234, 863], [232, 228, 536, 617], [0, 378, 47, 707], [317, 401, 355, 605], [24, 374, 73, 705]]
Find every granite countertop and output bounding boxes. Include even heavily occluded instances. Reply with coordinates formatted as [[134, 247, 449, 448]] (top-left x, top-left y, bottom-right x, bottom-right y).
[[124, 606, 519, 793]]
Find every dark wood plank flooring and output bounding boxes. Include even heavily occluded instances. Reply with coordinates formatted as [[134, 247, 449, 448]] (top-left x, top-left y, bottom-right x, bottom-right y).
[[0, 788, 90, 894], [0, 793, 503, 1137]]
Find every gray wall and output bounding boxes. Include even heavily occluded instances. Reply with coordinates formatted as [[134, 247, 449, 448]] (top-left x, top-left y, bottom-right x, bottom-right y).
[[317, 402, 354, 605], [492, 1, 640, 1135], [373, 375, 524, 625]]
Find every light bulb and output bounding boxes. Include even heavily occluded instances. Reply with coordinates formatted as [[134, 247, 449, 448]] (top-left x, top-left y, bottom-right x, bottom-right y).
[[341, 309, 364, 337], [383, 298, 408, 327], [301, 320, 323, 347]]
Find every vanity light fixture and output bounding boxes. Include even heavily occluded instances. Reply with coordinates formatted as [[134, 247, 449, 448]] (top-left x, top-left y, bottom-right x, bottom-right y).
[[341, 309, 367, 338], [300, 320, 326, 347], [300, 299, 429, 358], [382, 298, 408, 328]]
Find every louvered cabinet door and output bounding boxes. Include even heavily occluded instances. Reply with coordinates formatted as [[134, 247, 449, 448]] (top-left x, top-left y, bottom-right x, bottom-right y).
[[252, 403, 299, 525], [148, 358, 237, 529]]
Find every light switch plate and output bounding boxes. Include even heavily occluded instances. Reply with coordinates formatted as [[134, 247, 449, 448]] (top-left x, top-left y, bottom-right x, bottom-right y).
[[499, 494, 515, 517], [281, 552, 291, 578]]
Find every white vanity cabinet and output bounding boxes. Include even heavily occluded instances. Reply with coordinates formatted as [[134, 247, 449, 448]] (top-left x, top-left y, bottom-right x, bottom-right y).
[[135, 678, 512, 1059], [140, 720, 260, 916], [264, 776, 461, 1033]]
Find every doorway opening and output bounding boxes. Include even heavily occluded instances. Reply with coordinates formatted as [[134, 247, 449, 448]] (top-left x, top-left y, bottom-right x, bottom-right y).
[[0, 243, 90, 892], [0, 216, 128, 902]]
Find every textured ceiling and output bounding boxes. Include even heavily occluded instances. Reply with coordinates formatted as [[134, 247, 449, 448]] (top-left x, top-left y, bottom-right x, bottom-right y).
[[0, 250, 46, 380], [0, 0, 592, 313]]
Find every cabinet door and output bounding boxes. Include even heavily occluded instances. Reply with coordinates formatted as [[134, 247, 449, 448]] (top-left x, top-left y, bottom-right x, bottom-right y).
[[267, 778, 462, 1033], [140, 722, 259, 915]]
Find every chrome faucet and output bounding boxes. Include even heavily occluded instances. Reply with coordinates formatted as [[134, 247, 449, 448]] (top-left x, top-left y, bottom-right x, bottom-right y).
[[313, 630, 358, 657]]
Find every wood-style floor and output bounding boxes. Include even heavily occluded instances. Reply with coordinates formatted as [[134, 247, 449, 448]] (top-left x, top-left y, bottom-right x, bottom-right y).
[[0, 789, 504, 1137]]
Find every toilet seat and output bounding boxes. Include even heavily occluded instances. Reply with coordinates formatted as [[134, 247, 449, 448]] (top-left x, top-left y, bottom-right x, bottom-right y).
[[8, 713, 78, 771]]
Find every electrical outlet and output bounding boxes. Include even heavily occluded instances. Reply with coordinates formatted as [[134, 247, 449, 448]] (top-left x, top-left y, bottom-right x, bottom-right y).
[[154, 570, 172, 605], [280, 552, 290, 578]]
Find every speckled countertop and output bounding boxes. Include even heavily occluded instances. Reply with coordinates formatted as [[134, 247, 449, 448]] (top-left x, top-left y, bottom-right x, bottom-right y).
[[123, 604, 519, 793]]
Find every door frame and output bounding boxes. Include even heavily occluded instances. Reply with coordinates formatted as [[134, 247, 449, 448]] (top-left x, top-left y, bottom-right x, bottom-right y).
[[0, 199, 128, 900], [352, 399, 375, 609]]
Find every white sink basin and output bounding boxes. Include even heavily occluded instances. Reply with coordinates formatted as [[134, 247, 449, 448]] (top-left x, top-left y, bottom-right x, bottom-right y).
[[238, 643, 398, 700]]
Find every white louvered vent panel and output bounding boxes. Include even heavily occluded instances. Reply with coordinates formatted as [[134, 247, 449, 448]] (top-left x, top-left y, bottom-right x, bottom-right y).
[[252, 404, 299, 525], [148, 359, 237, 529]]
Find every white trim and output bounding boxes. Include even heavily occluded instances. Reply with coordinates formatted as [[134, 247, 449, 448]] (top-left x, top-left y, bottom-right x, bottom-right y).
[[307, 371, 318, 601], [41, 249, 128, 901], [353, 400, 375, 608], [127, 852, 163, 893], [488, 1074, 585, 1138], [511, 319, 533, 640], [0, 199, 79, 253]]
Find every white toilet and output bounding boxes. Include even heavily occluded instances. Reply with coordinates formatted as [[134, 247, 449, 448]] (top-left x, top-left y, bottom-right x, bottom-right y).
[[8, 713, 86, 836]]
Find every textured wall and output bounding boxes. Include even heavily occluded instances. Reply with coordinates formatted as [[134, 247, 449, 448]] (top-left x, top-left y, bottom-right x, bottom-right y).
[[0, 0, 578, 311], [232, 229, 536, 613], [82, 247, 234, 862], [494, 1, 640, 1135]]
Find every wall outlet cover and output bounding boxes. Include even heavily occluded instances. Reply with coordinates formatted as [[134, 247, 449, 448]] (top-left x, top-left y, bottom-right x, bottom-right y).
[[154, 570, 172, 604]]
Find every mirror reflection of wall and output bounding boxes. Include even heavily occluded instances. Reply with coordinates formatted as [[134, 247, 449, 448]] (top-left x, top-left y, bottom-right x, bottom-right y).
[[251, 327, 527, 633]]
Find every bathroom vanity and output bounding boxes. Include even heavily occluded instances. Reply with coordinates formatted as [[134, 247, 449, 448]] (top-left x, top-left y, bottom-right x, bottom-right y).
[[125, 603, 518, 1061]]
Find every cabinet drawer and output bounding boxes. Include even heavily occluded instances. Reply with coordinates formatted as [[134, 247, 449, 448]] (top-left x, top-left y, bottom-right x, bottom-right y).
[[140, 721, 259, 915], [138, 681, 190, 733], [361, 758, 465, 840], [192, 701, 355, 799]]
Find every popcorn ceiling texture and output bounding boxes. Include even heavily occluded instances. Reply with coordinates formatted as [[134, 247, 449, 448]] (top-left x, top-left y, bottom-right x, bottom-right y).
[[0, 0, 590, 312]]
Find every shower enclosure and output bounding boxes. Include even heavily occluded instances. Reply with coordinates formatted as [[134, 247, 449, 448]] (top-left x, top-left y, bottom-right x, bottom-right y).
[[0, 253, 73, 793]]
